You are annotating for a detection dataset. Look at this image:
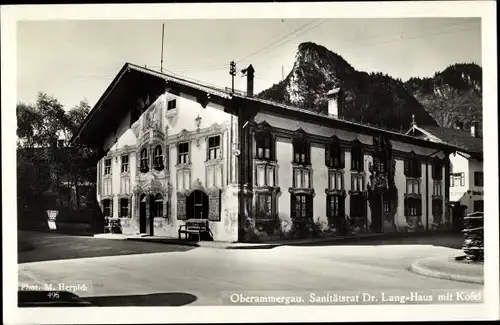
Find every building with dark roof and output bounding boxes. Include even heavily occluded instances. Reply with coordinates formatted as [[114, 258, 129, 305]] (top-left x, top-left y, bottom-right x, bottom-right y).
[[72, 62, 463, 242], [406, 119, 484, 226]]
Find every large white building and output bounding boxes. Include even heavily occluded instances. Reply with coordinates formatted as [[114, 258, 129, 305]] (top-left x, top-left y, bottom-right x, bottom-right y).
[[72, 63, 463, 242], [406, 121, 483, 230]]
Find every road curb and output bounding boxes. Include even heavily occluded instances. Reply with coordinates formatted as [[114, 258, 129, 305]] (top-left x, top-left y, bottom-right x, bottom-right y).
[[409, 257, 484, 284], [125, 237, 201, 247]]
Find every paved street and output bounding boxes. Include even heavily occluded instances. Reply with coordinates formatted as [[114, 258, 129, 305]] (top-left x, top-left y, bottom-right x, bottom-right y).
[[18, 231, 481, 306], [18, 231, 194, 263]]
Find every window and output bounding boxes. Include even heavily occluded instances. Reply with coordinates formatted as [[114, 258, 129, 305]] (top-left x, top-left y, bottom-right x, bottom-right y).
[[432, 158, 443, 180], [329, 171, 344, 190], [451, 172, 465, 187], [140, 148, 149, 172], [293, 139, 310, 164], [404, 156, 421, 178], [102, 199, 112, 217], [207, 135, 221, 160], [119, 198, 129, 218], [255, 164, 276, 187], [255, 131, 274, 160], [474, 172, 484, 187], [433, 181, 442, 196], [256, 193, 273, 220], [291, 194, 312, 219], [121, 155, 129, 173], [351, 174, 365, 192], [406, 179, 420, 195], [167, 99, 177, 111], [375, 160, 386, 174], [350, 195, 367, 219], [432, 198, 443, 218], [383, 199, 391, 214], [153, 194, 163, 218], [351, 146, 363, 172], [293, 168, 311, 188], [104, 159, 112, 175], [325, 140, 344, 169], [405, 198, 422, 216], [178, 142, 189, 164], [327, 195, 344, 219], [473, 200, 484, 212], [153, 145, 164, 170]]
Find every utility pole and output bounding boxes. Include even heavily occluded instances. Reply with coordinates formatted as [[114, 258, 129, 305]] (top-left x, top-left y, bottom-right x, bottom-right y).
[[160, 23, 165, 73], [229, 60, 236, 92], [282, 65, 284, 81]]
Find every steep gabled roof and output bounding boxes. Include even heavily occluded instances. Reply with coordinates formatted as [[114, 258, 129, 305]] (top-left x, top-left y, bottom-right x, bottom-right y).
[[407, 124, 483, 155], [72, 62, 464, 155]]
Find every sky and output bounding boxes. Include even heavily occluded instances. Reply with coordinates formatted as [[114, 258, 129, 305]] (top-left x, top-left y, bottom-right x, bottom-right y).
[[17, 18, 481, 110]]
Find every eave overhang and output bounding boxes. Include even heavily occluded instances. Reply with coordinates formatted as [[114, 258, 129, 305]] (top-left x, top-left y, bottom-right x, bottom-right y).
[[70, 63, 234, 151]]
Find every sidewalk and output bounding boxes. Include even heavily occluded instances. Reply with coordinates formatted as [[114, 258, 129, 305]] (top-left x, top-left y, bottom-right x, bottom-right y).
[[93, 232, 393, 249], [409, 254, 484, 284]]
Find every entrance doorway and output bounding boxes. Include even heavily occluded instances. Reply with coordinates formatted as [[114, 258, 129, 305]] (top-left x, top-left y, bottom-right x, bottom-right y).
[[370, 195, 383, 233], [139, 194, 147, 233], [139, 194, 155, 235], [186, 190, 209, 219]]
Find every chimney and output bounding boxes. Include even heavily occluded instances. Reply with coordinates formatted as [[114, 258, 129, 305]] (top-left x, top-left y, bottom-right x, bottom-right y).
[[241, 64, 255, 97], [326, 87, 340, 118], [471, 121, 479, 137]]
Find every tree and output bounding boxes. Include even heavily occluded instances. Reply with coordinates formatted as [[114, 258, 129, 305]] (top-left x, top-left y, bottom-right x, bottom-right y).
[[17, 93, 97, 212]]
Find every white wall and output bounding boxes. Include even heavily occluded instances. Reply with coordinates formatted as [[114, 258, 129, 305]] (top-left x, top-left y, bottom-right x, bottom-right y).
[[95, 89, 237, 241], [449, 152, 470, 204]]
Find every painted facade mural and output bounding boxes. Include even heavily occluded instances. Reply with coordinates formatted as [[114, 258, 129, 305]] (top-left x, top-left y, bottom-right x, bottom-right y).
[[96, 92, 239, 242], [94, 82, 451, 243]]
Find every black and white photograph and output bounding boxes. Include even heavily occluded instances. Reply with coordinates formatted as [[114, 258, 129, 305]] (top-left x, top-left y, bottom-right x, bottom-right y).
[[2, 1, 498, 323]]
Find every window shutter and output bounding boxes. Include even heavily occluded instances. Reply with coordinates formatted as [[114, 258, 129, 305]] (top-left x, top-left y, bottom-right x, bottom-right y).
[[340, 196, 345, 217], [340, 148, 345, 169], [208, 190, 221, 221], [291, 194, 296, 219], [404, 158, 409, 176], [177, 196, 187, 220], [359, 151, 364, 171], [118, 199, 122, 218], [306, 195, 313, 219], [417, 199, 422, 216], [326, 196, 331, 219], [404, 198, 408, 216], [432, 160, 436, 179], [110, 199, 113, 218], [417, 160, 422, 178]]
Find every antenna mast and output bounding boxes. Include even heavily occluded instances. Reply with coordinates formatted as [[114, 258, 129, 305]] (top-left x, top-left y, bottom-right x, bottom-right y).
[[160, 24, 165, 73], [229, 61, 236, 92]]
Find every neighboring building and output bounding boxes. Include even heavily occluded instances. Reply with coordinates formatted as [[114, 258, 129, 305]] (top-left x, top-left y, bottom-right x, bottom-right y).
[[406, 121, 484, 220], [72, 63, 462, 242]]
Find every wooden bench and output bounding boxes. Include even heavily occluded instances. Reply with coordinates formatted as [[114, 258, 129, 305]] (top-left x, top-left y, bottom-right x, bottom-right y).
[[104, 218, 122, 234], [178, 219, 210, 241]]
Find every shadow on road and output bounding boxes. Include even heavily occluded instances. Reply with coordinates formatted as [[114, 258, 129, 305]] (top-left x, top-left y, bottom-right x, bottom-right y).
[[18, 290, 197, 307], [85, 292, 198, 306], [18, 230, 196, 264], [285, 233, 464, 250]]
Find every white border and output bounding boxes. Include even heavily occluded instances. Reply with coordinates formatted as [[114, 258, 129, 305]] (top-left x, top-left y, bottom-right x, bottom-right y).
[[2, 1, 498, 324]]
